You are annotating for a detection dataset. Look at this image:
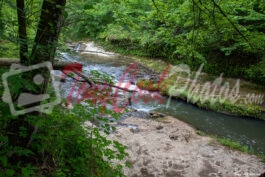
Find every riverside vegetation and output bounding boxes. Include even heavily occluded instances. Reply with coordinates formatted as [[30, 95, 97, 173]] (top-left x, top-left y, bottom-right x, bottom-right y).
[[1, 0, 265, 176], [62, 0, 265, 119], [1, 1, 264, 119], [0, 67, 129, 176], [0, 1, 130, 176]]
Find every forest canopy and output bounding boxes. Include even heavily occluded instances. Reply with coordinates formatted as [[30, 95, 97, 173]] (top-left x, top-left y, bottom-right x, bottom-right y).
[[63, 0, 265, 85], [1, 0, 265, 85], [0, 0, 265, 176]]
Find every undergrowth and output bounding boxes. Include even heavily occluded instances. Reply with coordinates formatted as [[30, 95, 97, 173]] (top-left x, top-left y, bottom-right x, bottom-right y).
[[0, 68, 129, 176]]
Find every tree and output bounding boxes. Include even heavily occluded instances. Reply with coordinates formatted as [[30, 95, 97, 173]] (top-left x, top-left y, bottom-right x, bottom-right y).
[[4, 0, 66, 161], [1, 1, 128, 176], [16, 0, 28, 65]]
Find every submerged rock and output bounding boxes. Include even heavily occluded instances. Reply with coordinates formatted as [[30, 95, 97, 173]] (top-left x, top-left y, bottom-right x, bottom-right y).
[[149, 111, 166, 119]]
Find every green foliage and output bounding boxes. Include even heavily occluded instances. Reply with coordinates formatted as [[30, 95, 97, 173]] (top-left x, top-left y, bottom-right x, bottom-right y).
[[196, 130, 205, 136], [217, 138, 251, 153], [0, 102, 128, 176], [63, 0, 115, 39], [245, 57, 265, 85], [0, 0, 43, 58], [90, 70, 115, 85], [37, 103, 128, 177], [0, 68, 128, 176], [64, 0, 265, 85]]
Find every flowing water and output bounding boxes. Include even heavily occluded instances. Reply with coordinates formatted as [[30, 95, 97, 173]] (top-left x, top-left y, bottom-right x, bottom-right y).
[[58, 43, 265, 155]]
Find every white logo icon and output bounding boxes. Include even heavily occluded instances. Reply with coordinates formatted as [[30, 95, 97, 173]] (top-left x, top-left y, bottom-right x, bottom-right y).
[[2, 62, 61, 116]]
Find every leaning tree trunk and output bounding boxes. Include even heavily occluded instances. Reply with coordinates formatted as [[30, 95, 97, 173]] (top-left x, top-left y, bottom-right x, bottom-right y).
[[29, 0, 66, 97], [30, 0, 66, 65]]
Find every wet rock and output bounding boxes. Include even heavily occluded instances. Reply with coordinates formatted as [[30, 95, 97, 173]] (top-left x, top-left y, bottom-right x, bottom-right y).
[[68, 42, 87, 51], [149, 111, 166, 119], [117, 123, 139, 133], [120, 110, 151, 120]]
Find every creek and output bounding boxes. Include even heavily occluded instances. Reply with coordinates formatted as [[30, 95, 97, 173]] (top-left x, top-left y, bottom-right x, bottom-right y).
[[57, 42, 265, 155]]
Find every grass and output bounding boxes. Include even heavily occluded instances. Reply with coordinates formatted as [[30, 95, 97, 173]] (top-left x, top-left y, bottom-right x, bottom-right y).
[[216, 137, 265, 162], [198, 129, 265, 162], [217, 138, 251, 153], [196, 130, 205, 136]]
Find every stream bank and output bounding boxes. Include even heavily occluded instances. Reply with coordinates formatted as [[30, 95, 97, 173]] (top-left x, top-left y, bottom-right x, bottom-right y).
[[94, 40, 265, 120], [61, 41, 265, 155], [57, 41, 265, 175]]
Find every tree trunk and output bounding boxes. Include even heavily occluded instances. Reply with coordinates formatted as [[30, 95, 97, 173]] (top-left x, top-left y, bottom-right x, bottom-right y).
[[16, 0, 28, 65], [31, 0, 66, 65], [29, 0, 66, 98], [6, 0, 66, 150]]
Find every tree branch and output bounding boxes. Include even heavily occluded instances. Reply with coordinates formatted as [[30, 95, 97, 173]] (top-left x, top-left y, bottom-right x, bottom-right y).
[[210, 0, 254, 49], [63, 70, 137, 93]]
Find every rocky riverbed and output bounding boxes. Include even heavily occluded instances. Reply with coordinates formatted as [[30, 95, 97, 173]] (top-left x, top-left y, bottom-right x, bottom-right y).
[[107, 116, 265, 177], [66, 41, 265, 176]]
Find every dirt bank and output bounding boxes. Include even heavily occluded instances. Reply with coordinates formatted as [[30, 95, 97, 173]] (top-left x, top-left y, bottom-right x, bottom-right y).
[[108, 116, 265, 177]]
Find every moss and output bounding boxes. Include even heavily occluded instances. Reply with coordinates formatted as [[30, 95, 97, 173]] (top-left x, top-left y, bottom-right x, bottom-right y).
[[136, 74, 264, 120], [137, 79, 160, 92]]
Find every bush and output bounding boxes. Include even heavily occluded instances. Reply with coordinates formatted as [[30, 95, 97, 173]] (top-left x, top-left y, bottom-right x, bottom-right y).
[[0, 103, 129, 177], [0, 67, 129, 176]]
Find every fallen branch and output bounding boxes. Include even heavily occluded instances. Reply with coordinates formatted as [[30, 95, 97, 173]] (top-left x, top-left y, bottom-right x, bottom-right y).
[[98, 82, 137, 93], [72, 71, 95, 86], [64, 71, 136, 93], [1, 58, 137, 93]]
